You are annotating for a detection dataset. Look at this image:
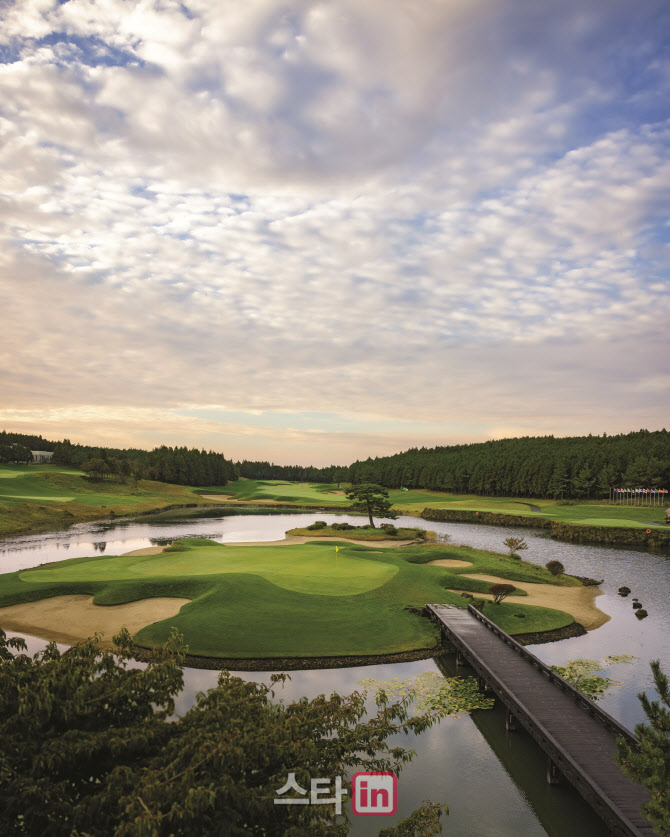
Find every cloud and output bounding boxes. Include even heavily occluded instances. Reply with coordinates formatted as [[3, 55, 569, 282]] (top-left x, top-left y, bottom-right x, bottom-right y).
[[1, 0, 669, 461]]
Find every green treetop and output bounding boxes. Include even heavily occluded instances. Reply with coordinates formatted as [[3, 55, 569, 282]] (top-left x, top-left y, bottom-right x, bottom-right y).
[[346, 483, 398, 527]]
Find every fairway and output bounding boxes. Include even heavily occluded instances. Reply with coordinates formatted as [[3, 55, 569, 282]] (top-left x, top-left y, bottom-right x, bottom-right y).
[[0, 537, 584, 660], [21, 542, 398, 596]]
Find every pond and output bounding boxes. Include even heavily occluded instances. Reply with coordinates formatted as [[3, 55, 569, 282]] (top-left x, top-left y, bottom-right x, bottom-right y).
[[2, 507, 667, 835]]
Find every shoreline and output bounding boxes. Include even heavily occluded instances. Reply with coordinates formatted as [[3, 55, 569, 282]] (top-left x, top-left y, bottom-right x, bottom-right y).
[[2, 490, 668, 552]]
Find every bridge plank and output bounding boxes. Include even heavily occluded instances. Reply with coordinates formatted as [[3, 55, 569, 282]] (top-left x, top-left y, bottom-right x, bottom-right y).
[[427, 604, 654, 837]]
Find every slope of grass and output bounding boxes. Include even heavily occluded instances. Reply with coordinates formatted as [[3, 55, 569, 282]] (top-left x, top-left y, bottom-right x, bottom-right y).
[[0, 464, 211, 538], [0, 539, 576, 658], [196, 479, 668, 529], [196, 479, 350, 505]]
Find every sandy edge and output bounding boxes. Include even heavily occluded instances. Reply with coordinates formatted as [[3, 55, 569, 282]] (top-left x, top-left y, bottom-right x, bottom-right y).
[[442, 572, 609, 630], [0, 594, 190, 646]]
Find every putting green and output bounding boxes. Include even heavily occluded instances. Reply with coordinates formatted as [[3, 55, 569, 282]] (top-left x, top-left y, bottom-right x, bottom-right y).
[[0, 539, 579, 659], [20, 542, 397, 596]]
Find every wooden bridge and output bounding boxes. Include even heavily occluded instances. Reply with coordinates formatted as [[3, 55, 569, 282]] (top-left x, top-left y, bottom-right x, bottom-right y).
[[426, 603, 654, 837]]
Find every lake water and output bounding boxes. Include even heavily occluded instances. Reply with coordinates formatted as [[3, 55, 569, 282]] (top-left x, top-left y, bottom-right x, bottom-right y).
[[2, 507, 668, 836]]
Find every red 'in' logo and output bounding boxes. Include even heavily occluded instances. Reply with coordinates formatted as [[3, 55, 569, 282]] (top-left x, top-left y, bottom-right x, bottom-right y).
[[351, 772, 397, 816]]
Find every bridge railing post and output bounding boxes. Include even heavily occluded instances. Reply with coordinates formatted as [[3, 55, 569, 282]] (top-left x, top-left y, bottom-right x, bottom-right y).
[[546, 757, 561, 785]]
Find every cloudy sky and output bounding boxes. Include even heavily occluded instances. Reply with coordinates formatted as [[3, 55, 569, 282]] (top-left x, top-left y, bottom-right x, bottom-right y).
[[1, 0, 669, 465]]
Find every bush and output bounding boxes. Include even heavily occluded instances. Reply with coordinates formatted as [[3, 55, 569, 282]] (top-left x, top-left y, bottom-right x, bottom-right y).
[[545, 560, 565, 576], [503, 536, 528, 556], [307, 521, 327, 530], [488, 583, 516, 604], [380, 524, 398, 535]]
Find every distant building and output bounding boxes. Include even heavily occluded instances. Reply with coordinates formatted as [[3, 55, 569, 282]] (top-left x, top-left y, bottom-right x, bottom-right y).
[[31, 450, 54, 463]]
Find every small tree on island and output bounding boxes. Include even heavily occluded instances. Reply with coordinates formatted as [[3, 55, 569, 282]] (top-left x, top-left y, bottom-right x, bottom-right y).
[[503, 536, 528, 558], [488, 583, 516, 604], [617, 659, 670, 835], [346, 483, 398, 528], [545, 560, 565, 576]]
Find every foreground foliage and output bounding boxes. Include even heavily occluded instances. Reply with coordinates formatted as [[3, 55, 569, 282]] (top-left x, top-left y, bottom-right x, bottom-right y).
[[0, 629, 449, 836], [617, 660, 670, 836]]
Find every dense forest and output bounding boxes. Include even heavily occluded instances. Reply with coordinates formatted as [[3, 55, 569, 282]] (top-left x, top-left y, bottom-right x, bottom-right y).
[[3, 428, 670, 499], [0, 432, 236, 487], [348, 430, 670, 499], [235, 460, 347, 483]]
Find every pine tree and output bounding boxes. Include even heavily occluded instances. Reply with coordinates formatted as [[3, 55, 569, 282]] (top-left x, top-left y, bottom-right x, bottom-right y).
[[617, 660, 670, 835]]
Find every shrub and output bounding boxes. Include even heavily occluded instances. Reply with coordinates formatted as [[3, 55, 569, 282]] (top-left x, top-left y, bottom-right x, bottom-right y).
[[307, 521, 327, 530], [380, 525, 398, 535], [503, 537, 528, 556], [545, 560, 565, 576], [488, 583, 516, 605]]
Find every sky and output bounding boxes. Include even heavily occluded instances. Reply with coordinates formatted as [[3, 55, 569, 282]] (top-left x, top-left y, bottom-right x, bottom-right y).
[[0, 0, 669, 466]]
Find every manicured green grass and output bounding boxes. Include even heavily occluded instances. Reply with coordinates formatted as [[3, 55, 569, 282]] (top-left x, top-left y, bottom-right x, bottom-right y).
[[196, 479, 668, 529], [197, 479, 350, 505], [0, 464, 212, 538], [0, 538, 577, 658], [386, 489, 667, 526]]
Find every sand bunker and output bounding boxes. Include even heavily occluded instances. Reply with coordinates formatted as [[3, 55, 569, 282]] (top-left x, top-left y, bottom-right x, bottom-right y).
[[427, 558, 474, 569], [0, 594, 190, 645], [446, 572, 609, 630]]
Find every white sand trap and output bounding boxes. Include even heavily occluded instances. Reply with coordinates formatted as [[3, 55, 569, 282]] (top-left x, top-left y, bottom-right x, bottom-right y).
[[0, 594, 190, 645], [450, 573, 610, 630], [427, 558, 474, 568]]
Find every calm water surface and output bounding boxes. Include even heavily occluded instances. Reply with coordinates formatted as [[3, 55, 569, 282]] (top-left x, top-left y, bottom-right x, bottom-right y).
[[2, 507, 668, 836]]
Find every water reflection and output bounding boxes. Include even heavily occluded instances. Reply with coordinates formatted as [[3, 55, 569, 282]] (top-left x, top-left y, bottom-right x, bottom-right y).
[[0, 508, 667, 835]]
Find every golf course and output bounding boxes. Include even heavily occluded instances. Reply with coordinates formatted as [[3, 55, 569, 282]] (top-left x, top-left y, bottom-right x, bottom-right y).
[[0, 534, 599, 661]]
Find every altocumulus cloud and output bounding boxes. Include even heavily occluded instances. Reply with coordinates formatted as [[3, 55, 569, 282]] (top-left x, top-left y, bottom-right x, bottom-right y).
[[0, 0, 669, 463]]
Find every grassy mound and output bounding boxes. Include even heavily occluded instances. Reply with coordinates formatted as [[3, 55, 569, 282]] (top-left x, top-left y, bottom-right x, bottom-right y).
[[0, 464, 211, 537], [0, 539, 577, 659]]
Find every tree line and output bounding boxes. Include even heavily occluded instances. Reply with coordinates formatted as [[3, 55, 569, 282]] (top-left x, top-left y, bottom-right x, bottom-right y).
[[0, 432, 236, 487], [3, 428, 670, 499], [347, 430, 670, 499], [235, 459, 348, 484]]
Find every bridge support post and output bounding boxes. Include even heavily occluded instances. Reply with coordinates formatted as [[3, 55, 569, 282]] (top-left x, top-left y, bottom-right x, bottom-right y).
[[455, 650, 465, 667], [477, 676, 486, 692], [505, 709, 517, 731], [546, 757, 561, 785]]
